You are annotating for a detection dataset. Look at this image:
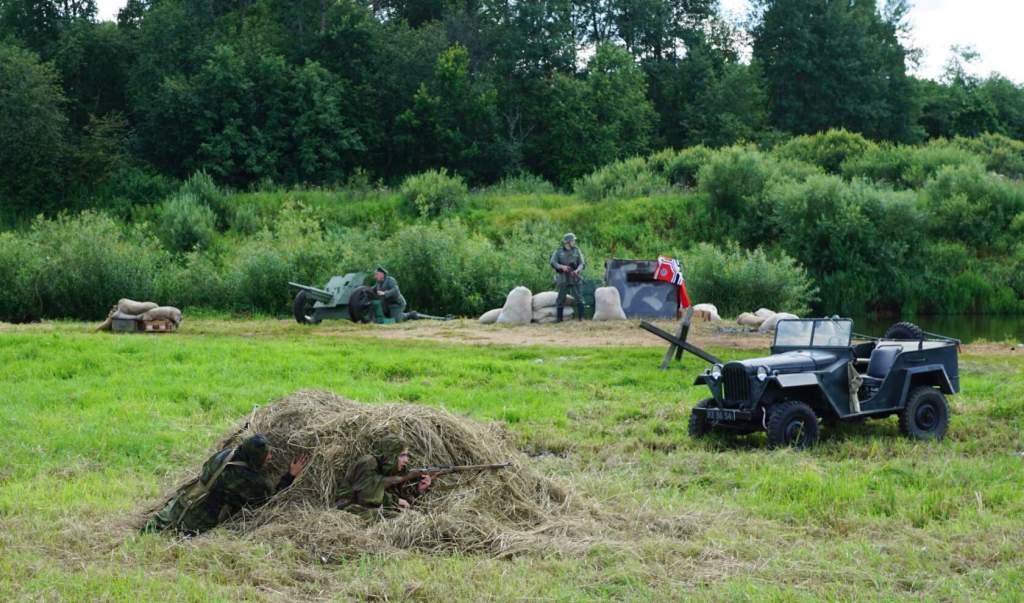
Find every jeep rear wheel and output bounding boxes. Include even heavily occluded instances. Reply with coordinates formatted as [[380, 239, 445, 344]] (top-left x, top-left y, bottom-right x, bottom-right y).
[[766, 401, 819, 449], [688, 399, 712, 439], [884, 321, 924, 340], [899, 386, 949, 440]]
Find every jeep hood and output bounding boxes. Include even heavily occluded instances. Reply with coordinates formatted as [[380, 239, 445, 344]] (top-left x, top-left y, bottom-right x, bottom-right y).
[[737, 350, 839, 372]]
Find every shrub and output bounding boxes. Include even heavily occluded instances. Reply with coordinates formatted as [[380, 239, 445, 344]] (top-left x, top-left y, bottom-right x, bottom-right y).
[[399, 169, 468, 219], [159, 193, 218, 252], [648, 146, 713, 187], [574, 156, 670, 201], [954, 133, 1024, 180], [180, 170, 229, 225], [492, 172, 556, 195], [225, 242, 296, 313], [24, 212, 167, 319], [0, 232, 41, 322], [774, 129, 876, 174], [677, 242, 818, 317], [923, 164, 1024, 250], [229, 203, 263, 236], [154, 251, 229, 311]]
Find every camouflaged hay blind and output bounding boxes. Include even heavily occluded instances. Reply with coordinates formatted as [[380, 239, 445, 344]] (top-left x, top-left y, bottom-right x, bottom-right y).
[[141, 390, 706, 561]]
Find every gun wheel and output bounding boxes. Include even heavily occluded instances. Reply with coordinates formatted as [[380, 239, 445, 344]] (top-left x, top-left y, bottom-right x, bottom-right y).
[[293, 290, 320, 325], [766, 401, 819, 449]]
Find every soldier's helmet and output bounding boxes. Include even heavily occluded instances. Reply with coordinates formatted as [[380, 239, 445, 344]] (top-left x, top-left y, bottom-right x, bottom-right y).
[[562, 232, 576, 243]]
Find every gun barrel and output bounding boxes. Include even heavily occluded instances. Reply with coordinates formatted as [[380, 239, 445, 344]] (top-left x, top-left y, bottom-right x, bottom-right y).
[[413, 463, 512, 474]]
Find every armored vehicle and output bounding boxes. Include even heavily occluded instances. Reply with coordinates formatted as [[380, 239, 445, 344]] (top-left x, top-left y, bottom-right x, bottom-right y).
[[688, 318, 959, 448]]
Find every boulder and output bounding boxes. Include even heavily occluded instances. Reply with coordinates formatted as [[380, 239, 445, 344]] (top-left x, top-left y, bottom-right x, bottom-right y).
[[737, 312, 766, 328], [691, 303, 721, 322], [758, 312, 799, 333], [754, 308, 776, 319], [531, 291, 573, 311], [532, 306, 574, 323], [117, 298, 158, 315], [592, 286, 627, 321], [139, 306, 183, 326], [496, 287, 533, 325], [478, 308, 502, 324]]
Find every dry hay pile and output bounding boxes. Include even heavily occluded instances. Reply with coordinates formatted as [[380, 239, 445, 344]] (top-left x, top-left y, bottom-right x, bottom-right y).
[[156, 390, 635, 560]]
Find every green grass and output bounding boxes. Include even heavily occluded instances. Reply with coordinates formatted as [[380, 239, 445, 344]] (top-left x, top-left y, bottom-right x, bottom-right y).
[[1, 320, 1022, 601]]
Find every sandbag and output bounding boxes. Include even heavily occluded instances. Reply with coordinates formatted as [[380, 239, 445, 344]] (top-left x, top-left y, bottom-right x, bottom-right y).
[[691, 303, 721, 322], [496, 287, 532, 325], [532, 306, 573, 323], [531, 291, 574, 311], [758, 312, 799, 333], [478, 308, 502, 324], [754, 308, 776, 319], [117, 298, 158, 315], [737, 312, 766, 328], [592, 286, 627, 321], [140, 306, 183, 326]]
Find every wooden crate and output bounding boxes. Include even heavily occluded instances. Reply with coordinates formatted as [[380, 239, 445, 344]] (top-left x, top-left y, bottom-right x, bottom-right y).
[[142, 319, 176, 333]]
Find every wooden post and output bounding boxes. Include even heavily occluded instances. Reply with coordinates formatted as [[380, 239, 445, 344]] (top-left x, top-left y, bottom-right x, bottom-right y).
[[660, 306, 694, 369]]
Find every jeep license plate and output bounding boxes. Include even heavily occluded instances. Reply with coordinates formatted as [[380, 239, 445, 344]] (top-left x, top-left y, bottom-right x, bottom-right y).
[[707, 409, 737, 422]]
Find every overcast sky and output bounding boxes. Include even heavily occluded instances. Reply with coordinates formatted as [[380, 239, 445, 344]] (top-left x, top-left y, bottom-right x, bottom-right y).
[[96, 0, 1022, 84]]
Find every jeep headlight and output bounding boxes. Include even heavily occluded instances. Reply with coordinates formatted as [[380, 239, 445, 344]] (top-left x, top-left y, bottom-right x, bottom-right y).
[[756, 366, 769, 382], [710, 364, 722, 380]]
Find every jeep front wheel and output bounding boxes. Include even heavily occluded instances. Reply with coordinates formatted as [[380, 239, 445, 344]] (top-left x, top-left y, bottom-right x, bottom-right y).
[[688, 399, 712, 439], [766, 401, 819, 449], [899, 386, 949, 440]]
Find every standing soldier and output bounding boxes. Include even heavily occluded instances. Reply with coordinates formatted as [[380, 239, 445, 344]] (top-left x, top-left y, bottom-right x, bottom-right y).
[[550, 233, 585, 322], [372, 265, 407, 322]]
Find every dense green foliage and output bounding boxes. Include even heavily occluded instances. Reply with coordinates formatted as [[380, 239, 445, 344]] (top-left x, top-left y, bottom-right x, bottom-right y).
[[0, 132, 1021, 321], [1, 0, 1024, 216], [1, 322, 1022, 599]]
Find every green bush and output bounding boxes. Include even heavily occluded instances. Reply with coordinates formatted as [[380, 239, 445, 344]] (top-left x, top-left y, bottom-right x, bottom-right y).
[[491, 172, 556, 195], [154, 251, 229, 310], [677, 242, 817, 317], [573, 156, 670, 201], [954, 133, 1024, 180], [229, 203, 263, 235], [0, 232, 41, 322], [399, 169, 468, 219], [923, 164, 1024, 250], [180, 170, 229, 226], [774, 129, 875, 174], [159, 193, 218, 252], [22, 212, 167, 320], [648, 146, 713, 187], [844, 140, 986, 189]]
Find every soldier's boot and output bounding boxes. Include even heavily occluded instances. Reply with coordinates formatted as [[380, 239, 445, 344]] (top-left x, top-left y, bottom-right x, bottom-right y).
[[575, 302, 585, 321], [555, 305, 564, 323]]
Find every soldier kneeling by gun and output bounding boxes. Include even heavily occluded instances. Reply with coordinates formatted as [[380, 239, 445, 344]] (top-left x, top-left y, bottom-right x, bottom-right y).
[[334, 435, 508, 519]]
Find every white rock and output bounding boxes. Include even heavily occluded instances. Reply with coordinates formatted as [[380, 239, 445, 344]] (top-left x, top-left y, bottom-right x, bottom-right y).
[[737, 312, 766, 327], [758, 312, 799, 333], [532, 306, 574, 323], [496, 287, 533, 325], [754, 308, 776, 319], [691, 303, 721, 322], [478, 308, 502, 324], [593, 286, 627, 321]]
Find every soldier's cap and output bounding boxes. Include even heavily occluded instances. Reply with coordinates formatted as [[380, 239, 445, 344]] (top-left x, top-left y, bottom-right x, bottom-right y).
[[235, 433, 270, 468], [562, 232, 576, 242], [375, 265, 388, 275]]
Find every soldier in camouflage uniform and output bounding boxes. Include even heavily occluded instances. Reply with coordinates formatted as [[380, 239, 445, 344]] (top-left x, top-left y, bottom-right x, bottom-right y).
[[143, 434, 307, 535], [334, 435, 432, 520], [372, 266, 408, 322], [549, 233, 586, 322]]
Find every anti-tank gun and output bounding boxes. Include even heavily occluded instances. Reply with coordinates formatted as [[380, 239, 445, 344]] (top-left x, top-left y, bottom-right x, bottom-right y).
[[289, 272, 453, 324]]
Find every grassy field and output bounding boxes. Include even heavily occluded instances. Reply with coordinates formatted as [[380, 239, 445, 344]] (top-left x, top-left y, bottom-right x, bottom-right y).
[[1, 319, 1022, 601]]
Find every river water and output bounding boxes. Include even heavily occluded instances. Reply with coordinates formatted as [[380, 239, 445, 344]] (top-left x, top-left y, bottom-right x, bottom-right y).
[[850, 315, 1024, 344]]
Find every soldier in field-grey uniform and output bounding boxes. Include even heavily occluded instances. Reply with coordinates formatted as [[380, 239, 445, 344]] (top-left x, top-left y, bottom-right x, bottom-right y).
[[549, 233, 585, 322]]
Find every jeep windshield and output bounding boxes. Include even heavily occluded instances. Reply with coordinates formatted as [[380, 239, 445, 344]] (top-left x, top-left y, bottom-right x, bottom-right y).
[[774, 319, 852, 348]]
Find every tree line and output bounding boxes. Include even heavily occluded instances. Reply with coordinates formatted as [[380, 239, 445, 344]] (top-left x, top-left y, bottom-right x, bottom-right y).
[[1, 0, 1023, 216]]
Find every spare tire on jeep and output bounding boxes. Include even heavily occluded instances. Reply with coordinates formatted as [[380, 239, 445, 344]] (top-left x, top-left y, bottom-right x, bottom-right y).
[[884, 321, 924, 340]]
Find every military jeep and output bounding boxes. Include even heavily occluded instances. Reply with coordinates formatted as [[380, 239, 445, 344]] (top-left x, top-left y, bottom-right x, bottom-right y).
[[688, 318, 960, 448]]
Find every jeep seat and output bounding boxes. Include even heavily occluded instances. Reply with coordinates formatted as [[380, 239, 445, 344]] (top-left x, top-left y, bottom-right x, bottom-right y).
[[866, 344, 903, 379]]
